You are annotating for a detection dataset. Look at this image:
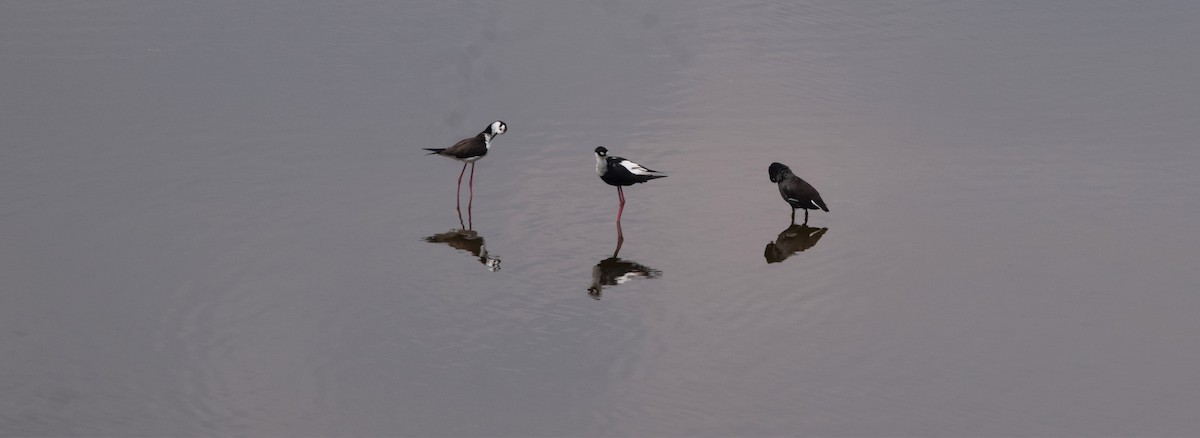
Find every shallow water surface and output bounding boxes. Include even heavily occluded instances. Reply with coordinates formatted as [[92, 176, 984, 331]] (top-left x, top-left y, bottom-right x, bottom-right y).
[[3, 1, 1200, 436]]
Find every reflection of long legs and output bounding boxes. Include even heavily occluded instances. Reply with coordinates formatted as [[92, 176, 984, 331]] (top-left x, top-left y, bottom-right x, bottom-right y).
[[803, 209, 809, 225]]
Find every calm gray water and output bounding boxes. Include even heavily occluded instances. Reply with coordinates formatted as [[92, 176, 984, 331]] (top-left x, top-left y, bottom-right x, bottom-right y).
[[4, 1, 1200, 436]]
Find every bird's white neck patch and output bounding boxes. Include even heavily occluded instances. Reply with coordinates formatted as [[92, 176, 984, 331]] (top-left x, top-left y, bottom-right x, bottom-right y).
[[595, 154, 608, 176]]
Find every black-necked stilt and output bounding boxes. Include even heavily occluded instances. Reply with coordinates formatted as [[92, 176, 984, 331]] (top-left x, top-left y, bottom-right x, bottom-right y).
[[768, 162, 828, 224], [595, 146, 667, 224], [424, 120, 507, 202]]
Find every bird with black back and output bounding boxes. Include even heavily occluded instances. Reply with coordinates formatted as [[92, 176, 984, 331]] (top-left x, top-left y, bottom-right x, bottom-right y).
[[594, 146, 667, 228], [768, 162, 828, 225]]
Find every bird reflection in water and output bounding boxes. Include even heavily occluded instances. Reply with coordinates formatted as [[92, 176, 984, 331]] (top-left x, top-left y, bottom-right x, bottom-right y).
[[588, 223, 661, 299], [764, 223, 828, 264], [423, 189, 500, 271], [424, 229, 500, 271]]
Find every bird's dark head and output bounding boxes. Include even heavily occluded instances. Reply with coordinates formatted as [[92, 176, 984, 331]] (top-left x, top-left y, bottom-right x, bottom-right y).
[[768, 162, 790, 182], [594, 146, 608, 158], [489, 120, 507, 136]]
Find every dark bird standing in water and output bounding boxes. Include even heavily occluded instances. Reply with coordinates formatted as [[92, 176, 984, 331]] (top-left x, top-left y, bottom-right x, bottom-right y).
[[768, 162, 828, 225]]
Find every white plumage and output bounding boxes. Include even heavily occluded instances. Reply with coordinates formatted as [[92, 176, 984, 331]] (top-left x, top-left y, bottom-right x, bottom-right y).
[[619, 160, 654, 175]]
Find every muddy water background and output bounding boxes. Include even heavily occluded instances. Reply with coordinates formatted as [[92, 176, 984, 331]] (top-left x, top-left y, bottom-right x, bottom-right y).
[[3, 1, 1200, 436]]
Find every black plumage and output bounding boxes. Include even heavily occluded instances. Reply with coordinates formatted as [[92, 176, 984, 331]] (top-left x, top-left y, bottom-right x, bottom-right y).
[[768, 162, 828, 224]]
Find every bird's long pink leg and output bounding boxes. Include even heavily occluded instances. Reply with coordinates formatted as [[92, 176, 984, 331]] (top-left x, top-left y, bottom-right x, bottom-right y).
[[468, 162, 476, 199], [616, 186, 625, 223], [456, 199, 465, 229], [456, 162, 468, 205], [615, 219, 624, 256], [467, 181, 474, 231]]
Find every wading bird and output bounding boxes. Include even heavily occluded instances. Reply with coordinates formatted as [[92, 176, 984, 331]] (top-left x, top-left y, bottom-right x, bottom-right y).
[[424, 120, 507, 202], [768, 162, 828, 225], [594, 146, 667, 224]]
